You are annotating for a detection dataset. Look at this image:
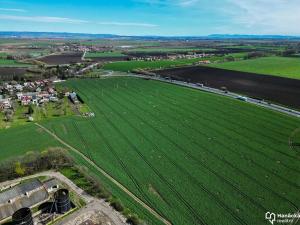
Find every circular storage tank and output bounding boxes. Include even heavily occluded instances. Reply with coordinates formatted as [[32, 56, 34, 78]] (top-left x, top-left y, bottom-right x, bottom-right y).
[[12, 208, 33, 225], [54, 189, 71, 214]]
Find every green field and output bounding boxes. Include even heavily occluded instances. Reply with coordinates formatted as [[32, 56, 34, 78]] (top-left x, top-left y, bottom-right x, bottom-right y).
[[128, 47, 215, 53], [208, 56, 300, 79], [42, 77, 299, 225], [0, 77, 299, 225], [103, 57, 221, 72], [0, 58, 31, 67], [0, 124, 63, 160], [86, 51, 126, 58], [0, 52, 7, 58]]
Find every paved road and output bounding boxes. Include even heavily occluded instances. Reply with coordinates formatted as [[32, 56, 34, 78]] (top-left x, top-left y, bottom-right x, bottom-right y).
[[81, 50, 87, 61], [35, 123, 172, 225], [76, 62, 100, 75]]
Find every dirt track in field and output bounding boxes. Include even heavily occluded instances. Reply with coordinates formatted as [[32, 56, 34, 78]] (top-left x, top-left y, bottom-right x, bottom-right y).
[[35, 123, 172, 225], [155, 66, 300, 109]]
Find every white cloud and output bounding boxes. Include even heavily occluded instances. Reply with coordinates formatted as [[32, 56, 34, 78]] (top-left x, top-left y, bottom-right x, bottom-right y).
[[97, 21, 158, 27], [0, 8, 26, 12], [224, 0, 300, 34], [0, 14, 157, 28], [134, 0, 201, 7], [178, 0, 201, 7], [0, 14, 89, 24]]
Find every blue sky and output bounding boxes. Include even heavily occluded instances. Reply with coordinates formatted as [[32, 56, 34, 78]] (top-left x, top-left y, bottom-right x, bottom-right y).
[[0, 0, 299, 36]]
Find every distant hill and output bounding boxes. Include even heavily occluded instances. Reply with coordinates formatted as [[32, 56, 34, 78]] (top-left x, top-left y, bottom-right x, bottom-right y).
[[208, 34, 300, 40], [0, 31, 299, 40], [0, 31, 119, 39]]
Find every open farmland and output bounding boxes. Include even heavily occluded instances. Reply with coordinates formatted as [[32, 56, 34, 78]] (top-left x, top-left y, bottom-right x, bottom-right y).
[[0, 124, 63, 161], [102, 57, 221, 72], [39, 52, 83, 65], [0, 67, 27, 80], [208, 56, 300, 79], [127, 47, 216, 53], [86, 51, 129, 62], [34, 77, 300, 225], [156, 66, 300, 109], [0, 59, 31, 67], [86, 51, 126, 58]]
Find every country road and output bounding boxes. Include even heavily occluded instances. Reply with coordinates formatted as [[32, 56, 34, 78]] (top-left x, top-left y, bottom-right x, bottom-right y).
[[34, 123, 172, 225]]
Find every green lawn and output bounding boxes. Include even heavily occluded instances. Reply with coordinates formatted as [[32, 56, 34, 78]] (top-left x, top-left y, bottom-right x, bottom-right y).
[[0, 77, 299, 225], [208, 56, 300, 79], [86, 51, 126, 58], [0, 99, 73, 129]]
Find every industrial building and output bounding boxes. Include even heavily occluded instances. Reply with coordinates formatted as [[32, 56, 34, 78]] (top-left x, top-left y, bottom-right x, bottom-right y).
[[0, 178, 59, 223]]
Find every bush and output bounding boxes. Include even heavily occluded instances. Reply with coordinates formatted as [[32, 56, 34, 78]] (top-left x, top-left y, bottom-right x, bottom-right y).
[[244, 52, 266, 59], [110, 199, 124, 212], [126, 214, 142, 225], [0, 148, 73, 182]]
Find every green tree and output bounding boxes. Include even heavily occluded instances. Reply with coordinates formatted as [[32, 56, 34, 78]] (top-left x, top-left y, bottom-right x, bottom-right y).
[[15, 161, 26, 177], [28, 105, 34, 115], [4, 109, 13, 122]]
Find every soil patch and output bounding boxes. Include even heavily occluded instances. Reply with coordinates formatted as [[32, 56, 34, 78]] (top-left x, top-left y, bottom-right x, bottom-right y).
[[39, 52, 83, 65], [155, 66, 300, 109], [0, 67, 27, 80]]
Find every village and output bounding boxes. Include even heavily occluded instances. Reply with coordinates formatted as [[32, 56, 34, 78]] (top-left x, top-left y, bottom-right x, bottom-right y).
[[0, 78, 81, 126], [0, 79, 60, 110]]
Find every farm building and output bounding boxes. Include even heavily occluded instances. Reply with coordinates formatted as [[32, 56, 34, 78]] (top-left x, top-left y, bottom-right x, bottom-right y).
[[0, 98, 12, 110], [43, 178, 60, 193], [0, 178, 59, 222], [69, 92, 79, 104]]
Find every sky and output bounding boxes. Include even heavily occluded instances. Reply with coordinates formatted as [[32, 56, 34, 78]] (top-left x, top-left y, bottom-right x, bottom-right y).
[[0, 0, 299, 36]]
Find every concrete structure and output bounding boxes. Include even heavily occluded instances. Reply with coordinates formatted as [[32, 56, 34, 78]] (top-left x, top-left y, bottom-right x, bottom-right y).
[[12, 207, 33, 225], [0, 178, 59, 222], [54, 189, 71, 214]]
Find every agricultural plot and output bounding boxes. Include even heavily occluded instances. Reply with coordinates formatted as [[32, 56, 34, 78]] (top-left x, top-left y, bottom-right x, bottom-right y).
[[102, 57, 221, 72], [86, 51, 126, 58], [208, 56, 300, 79], [39, 52, 83, 65], [0, 67, 27, 80], [39, 77, 299, 225], [156, 66, 300, 109], [127, 47, 215, 53], [0, 59, 31, 67], [0, 124, 63, 161]]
